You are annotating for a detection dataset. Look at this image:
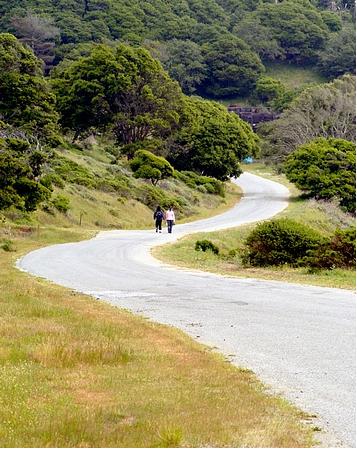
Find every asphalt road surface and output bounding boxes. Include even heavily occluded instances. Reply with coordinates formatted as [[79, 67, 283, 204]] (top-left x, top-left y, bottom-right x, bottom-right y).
[[18, 173, 355, 447]]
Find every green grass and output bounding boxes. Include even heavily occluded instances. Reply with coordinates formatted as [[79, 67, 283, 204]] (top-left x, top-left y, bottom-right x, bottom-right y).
[[0, 226, 314, 447], [264, 62, 327, 90], [154, 163, 355, 290]]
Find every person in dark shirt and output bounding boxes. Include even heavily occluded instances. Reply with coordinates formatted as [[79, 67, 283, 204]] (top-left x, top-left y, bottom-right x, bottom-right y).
[[153, 206, 164, 233]]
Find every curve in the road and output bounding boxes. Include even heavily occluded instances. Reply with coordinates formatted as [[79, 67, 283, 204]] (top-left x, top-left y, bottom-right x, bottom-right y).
[[17, 173, 355, 447]]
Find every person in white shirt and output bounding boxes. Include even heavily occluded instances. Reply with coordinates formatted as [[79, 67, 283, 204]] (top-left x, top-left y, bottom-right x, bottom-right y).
[[165, 206, 175, 234]]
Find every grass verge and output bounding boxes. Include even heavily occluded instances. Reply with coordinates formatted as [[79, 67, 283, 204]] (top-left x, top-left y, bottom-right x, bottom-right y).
[[0, 226, 314, 447], [153, 164, 355, 290]]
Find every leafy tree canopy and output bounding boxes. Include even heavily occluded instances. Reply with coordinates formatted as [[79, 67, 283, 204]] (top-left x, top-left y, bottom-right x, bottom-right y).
[[233, 15, 284, 61], [260, 74, 356, 162], [168, 96, 259, 180], [284, 137, 356, 213], [318, 25, 356, 79], [130, 150, 174, 185], [52, 43, 183, 144], [200, 35, 264, 97], [147, 39, 208, 95], [252, 0, 329, 62], [0, 0, 350, 95], [0, 33, 59, 142], [0, 132, 52, 211]]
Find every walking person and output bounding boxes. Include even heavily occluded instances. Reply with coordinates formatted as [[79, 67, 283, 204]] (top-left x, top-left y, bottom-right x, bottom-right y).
[[154, 206, 164, 233], [165, 206, 175, 234]]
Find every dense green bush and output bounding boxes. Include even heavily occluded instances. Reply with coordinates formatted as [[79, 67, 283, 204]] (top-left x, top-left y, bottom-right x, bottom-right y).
[[176, 171, 225, 196], [254, 76, 285, 104], [0, 136, 52, 212], [130, 150, 174, 185], [51, 194, 70, 213], [0, 34, 59, 142], [285, 138, 356, 213], [96, 177, 132, 198], [41, 173, 65, 189], [195, 239, 219, 255], [0, 238, 16, 252], [303, 226, 356, 269], [168, 96, 258, 181], [51, 155, 97, 188], [245, 219, 325, 266]]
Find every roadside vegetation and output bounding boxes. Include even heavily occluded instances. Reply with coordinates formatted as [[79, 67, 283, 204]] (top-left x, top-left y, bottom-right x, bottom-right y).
[[0, 1, 355, 445], [0, 226, 314, 447], [154, 164, 356, 290]]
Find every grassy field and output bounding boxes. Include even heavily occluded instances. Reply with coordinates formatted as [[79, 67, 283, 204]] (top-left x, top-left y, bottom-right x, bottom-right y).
[[264, 62, 327, 90], [154, 163, 355, 290], [0, 226, 314, 447]]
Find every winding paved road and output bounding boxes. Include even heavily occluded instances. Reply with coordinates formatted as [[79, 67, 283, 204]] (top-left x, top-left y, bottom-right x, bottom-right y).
[[17, 173, 355, 447]]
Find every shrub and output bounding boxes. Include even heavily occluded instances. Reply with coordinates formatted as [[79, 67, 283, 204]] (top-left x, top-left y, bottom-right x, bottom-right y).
[[130, 150, 174, 185], [41, 173, 65, 188], [176, 171, 225, 197], [195, 239, 219, 255], [51, 155, 97, 188], [303, 226, 356, 269], [0, 238, 15, 252], [245, 218, 325, 266], [284, 138, 356, 213], [51, 194, 70, 213]]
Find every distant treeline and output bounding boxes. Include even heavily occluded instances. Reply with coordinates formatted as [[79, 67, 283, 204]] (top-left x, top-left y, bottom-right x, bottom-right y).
[[0, 0, 355, 97]]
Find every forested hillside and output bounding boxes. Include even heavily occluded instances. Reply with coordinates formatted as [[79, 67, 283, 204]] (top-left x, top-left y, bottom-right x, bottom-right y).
[[0, 0, 355, 97], [0, 33, 253, 229]]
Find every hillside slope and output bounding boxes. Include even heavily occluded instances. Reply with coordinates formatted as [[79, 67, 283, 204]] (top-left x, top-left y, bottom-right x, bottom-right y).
[[2, 139, 241, 230]]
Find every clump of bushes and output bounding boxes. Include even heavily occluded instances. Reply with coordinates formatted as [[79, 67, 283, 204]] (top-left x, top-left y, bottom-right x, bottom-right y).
[[136, 184, 186, 212], [51, 155, 97, 188], [130, 150, 174, 185], [245, 218, 325, 266], [41, 173, 65, 189], [284, 138, 356, 213], [176, 171, 225, 197], [96, 177, 132, 198], [0, 238, 15, 252], [51, 194, 70, 214], [195, 239, 219, 255], [303, 226, 356, 269], [244, 219, 355, 270]]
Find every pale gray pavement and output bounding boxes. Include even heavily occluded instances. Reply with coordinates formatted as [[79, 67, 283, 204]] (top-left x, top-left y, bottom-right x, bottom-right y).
[[17, 173, 355, 447]]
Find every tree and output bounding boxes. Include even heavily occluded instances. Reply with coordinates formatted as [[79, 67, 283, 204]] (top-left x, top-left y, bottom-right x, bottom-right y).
[[11, 14, 60, 71], [254, 0, 329, 62], [254, 76, 286, 103], [320, 10, 342, 32], [200, 35, 264, 97], [260, 75, 356, 162], [0, 33, 59, 142], [52, 43, 183, 143], [164, 40, 207, 94], [318, 26, 356, 78], [284, 138, 356, 212], [130, 150, 174, 185], [168, 97, 259, 180], [0, 135, 52, 211], [233, 15, 284, 61]]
